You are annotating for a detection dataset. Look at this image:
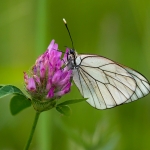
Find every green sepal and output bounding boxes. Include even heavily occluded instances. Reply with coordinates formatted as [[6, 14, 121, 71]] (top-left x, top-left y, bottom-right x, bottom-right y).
[[10, 95, 31, 115], [0, 85, 25, 98], [56, 105, 71, 116], [57, 98, 88, 106], [31, 99, 56, 112]]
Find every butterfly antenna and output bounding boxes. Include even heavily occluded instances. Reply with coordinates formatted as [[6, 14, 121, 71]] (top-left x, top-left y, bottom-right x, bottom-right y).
[[63, 18, 74, 49]]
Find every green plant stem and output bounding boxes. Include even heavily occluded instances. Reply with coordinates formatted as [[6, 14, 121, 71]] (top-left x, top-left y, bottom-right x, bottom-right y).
[[24, 111, 40, 150]]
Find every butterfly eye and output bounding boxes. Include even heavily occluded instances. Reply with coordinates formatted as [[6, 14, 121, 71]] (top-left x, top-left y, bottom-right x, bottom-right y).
[[70, 49, 75, 55]]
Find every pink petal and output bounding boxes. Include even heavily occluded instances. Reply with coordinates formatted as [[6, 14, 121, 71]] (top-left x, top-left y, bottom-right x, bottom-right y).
[[63, 48, 69, 63], [55, 82, 71, 97], [48, 40, 55, 52], [52, 70, 62, 84], [33, 75, 41, 85], [47, 87, 55, 98], [40, 63, 46, 78], [46, 78, 52, 91], [27, 78, 36, 91], [53, 43, 58, 50]]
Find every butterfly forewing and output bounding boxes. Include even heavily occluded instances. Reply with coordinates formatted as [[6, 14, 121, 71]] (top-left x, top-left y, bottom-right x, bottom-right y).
[[72, 54, 150, 109]]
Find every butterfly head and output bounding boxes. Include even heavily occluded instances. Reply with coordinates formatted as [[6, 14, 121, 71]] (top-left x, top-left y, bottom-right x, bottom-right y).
[[67, 48, 74, 60], [69, 49, 75, 55], [66, 48, 78, 69], [68, 48, 78, 59]]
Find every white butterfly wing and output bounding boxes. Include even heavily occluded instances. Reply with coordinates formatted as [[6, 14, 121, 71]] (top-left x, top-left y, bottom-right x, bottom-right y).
[[73, 54, 150, 109]]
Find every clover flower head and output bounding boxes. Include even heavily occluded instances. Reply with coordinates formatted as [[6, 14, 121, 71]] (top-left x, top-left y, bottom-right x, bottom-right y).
[[24, 40, 72, 112]]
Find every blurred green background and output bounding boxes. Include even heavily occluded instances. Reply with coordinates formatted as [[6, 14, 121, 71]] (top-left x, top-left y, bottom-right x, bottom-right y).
[[1, 0, 150, 150]]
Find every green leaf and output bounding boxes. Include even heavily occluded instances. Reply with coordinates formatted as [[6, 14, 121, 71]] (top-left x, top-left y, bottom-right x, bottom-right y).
[[56, 105, 71, 116], [10, 95, 31, 115], [57, 98, 88, 106], [0, 85, 31, 115], [0, 85, 25, 99]]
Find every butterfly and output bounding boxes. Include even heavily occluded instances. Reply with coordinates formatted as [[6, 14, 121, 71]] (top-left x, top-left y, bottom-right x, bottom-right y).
[[63, 18, 150, 109]]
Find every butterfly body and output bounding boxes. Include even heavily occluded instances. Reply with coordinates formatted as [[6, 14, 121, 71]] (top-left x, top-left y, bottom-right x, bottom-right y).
[[67, 49, 150, 109]]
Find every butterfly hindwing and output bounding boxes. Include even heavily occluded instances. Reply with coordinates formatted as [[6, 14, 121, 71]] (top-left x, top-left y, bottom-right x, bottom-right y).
[[123, 67, 150, 103]]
